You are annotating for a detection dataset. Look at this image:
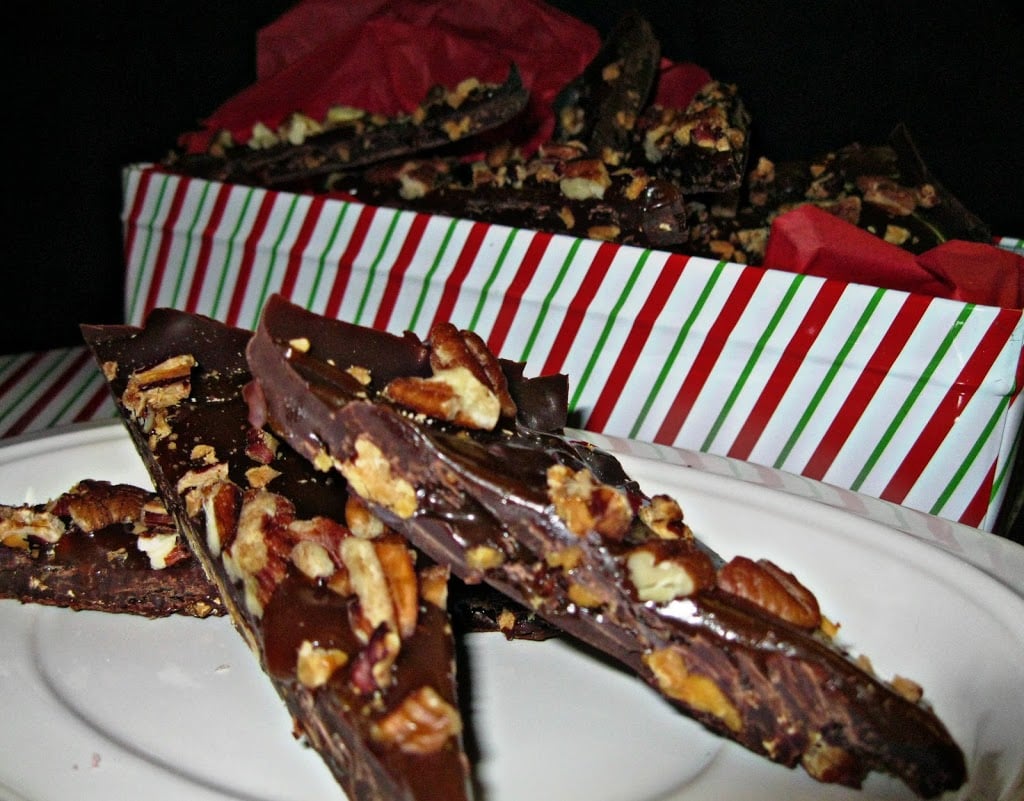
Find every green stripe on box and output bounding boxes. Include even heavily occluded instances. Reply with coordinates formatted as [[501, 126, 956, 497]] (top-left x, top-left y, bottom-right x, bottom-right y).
[[252, 194, 301, 329], [774, 288, 885, 468], [469, 229, 520, 332], [409, 219, 459, 331], [570, 250, 650, 411], [170, 180, 212, 308], [851, 304, 974, 491], [519, 238, 584, 363], [128, 174, 170, 323], [306, 202, 351, 310], [211, 188, 256, 319], [628, 260, 727, 439], [354, 209, 402, 325], [702, 274, 805, 451], [931, 392, 1009, 517]]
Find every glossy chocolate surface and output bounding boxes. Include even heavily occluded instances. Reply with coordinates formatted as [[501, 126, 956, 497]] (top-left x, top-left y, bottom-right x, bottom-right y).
[[84, 310, 473, 801], [247, 294, 965, 798]]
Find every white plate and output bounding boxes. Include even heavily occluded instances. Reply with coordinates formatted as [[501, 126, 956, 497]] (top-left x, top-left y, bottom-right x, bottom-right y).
[[2, 422, 1023, 801]]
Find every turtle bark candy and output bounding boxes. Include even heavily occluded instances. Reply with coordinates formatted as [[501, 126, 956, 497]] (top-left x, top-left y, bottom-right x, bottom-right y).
[[82, 310, 476, 801], [1, 480, 222, 619], [245, 294, 966, 799], [167, 66, 529, 190], [551, 10, 661, 162]]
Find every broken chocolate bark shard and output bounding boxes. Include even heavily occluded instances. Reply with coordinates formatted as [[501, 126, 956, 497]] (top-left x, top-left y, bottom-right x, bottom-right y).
[[552, 10, 661, 160], [169, 66, 529, 189], [335, 143, 694, 250], [635, 80, 752, 194], [246, 294, 965, 799], [82, 310, 476, 801], [1, 480, 222, 619]]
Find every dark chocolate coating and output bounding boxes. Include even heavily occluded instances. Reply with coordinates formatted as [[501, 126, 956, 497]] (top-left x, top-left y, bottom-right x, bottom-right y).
[[246, 293, 966, 799], [83, 310, 474, 801], [0, 510, 222, 619]]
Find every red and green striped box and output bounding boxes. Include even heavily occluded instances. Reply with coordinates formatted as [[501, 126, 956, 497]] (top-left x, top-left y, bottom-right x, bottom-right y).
[[122, 164, 1024, 532]]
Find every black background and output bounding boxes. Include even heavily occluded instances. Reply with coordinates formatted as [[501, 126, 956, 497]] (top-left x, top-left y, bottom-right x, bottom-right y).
[[3, 0, 1022, 354]]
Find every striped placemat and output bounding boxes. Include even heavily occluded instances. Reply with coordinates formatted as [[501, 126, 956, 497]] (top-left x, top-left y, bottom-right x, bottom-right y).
[[0, 347, 116, 440]]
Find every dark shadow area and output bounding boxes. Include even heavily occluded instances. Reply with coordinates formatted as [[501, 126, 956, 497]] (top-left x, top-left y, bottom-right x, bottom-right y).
[[3, 1, 1021, 356]]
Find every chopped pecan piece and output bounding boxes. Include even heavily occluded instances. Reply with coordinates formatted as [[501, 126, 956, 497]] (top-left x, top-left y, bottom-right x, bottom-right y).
[[546, 464, 632, 540], [717, 556, 821, 630], [371, 686, 463, 755], [427, 322, 517, 419]]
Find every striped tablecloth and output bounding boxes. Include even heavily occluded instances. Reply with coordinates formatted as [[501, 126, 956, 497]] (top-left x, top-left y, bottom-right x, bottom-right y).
[[0, 346, 116, 440]]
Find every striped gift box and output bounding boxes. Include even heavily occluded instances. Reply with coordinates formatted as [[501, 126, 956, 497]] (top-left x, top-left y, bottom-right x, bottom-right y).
[[122, 164, 1024, 531]]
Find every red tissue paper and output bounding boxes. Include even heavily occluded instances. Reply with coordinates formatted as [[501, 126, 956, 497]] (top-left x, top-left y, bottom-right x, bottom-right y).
[[762, 205, 1023, 310], [181, 0, 707, 157]]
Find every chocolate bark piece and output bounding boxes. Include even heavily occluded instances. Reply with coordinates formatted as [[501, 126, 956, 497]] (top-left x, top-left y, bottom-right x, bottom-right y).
[[246, 294, 966, 799], [635, 81, 752, 194], [552, 10, 661, 161], [707, 124, 994, 262], [0, 479, 222, 619], [1, 477, 549, 637], [82, 311, 475, 801], [337, 142, 694, 249], [168, 67, 529, 189]]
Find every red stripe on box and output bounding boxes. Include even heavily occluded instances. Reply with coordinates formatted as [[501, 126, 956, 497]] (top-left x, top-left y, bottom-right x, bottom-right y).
[[6, 350, 92, 437], [324, 204, 377, 320], [960, 460, 998, 529], [142, 177, 191, 317], [654, 268, 765, 444], [373, 212, 431, 330], [802, 294, 931, 480], [881, 311, 1021, 504], [75, 381, 115, 423], [186, 181, 234, 312], [541, 242, 618, 375], [430, 221, 489, 331], [728, 281, 846, 461], [226, 191, 278, 327], [122, 167, 156, 266], [279, 195, 327, 302], [486, 230, 552, 354], [584, 254, 689, 431]]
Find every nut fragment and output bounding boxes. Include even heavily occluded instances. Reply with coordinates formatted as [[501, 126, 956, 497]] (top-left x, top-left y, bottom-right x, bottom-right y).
[[419, 564, 450, 609], [717, 556, 821, 630], [638, 495, 692, 540], [644, 648, 741, 732], [296, 640, 349, 689], [374, 536, 420, 639], [344, 495, 385, 539], [136, 531, 188, 570], [546, 464, 632, 540], [0, 505, 65, 549], [199, 480, 241, 556], [339, 437, 418, 519], [384, 367, 500, 430], [341, 537, 397, 642], [427, 322, 517, 419], [627, 542, 715, 602], [121, 354, 196, 424], [371, 686, 463, 755], [224, 489, 295, 617], [466, 544, 506, 571], [54, 480, 150, 533]]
